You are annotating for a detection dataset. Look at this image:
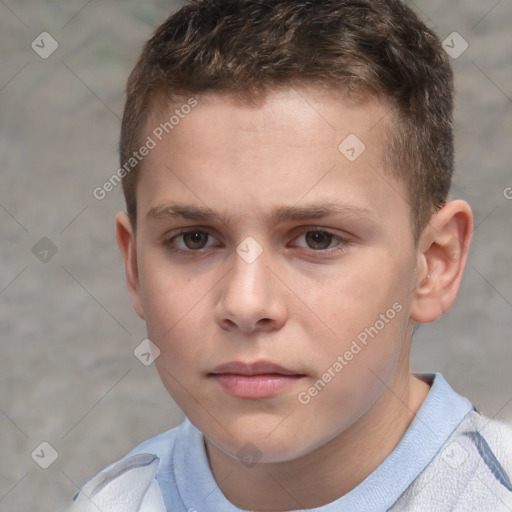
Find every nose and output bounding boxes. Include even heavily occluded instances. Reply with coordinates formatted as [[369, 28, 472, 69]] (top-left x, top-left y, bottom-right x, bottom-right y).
[[215, 249, 288, 334]]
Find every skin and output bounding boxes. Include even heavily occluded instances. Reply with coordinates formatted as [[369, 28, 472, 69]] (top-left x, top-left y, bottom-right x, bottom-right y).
[[116, 85, 473, 511]]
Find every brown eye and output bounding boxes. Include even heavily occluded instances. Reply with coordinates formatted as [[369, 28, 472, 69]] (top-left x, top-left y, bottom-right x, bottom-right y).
[[304, 231, 336, 250], [165, 229, 220, 254], [182, 231, 209, 249]]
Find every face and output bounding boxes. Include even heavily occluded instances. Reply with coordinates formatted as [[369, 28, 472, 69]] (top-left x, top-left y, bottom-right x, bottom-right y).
[[122, 86, 421, 463]]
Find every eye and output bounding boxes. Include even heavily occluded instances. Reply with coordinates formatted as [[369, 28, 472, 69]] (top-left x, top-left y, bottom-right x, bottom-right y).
[[167, 230, 217, 251], [293, 230, 342, 251]]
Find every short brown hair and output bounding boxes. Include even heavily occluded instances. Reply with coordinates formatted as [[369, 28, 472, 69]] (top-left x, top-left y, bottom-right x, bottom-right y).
[[120, 0, 454, 241]]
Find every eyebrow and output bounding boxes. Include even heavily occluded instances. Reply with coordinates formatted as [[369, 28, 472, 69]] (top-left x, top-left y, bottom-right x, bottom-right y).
[[145, 201, 378, 225]]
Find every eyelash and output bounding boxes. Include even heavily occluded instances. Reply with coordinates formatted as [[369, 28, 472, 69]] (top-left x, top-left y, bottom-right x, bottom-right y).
[[162, 228, 351, 257]]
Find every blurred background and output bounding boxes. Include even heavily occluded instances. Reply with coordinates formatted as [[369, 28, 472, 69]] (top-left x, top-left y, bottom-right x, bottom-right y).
[[0, 1, 511, 510]]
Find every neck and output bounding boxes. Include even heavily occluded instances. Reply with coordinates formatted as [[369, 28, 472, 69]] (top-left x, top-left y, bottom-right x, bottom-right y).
[[205, 373, 431, 511]]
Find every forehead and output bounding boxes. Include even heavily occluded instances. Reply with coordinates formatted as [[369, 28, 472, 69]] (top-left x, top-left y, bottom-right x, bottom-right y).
[[147, 85, 391, 152], [137, 86, 408, 231]]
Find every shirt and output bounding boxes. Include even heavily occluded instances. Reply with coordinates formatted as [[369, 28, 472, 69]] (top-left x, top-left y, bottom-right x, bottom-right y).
[[68, 373, 512, 511]]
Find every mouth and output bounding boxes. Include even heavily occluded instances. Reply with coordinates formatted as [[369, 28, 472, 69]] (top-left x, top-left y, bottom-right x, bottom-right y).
[[209, 360, 306, 399]]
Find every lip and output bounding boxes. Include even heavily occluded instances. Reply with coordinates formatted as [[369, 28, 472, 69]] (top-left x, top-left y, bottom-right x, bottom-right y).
[[211, 360, 301, 376], [209, 360, 305, 399]]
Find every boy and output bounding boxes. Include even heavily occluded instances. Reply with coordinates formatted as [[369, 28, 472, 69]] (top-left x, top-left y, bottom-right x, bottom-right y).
[[69, 0, 512, 510]]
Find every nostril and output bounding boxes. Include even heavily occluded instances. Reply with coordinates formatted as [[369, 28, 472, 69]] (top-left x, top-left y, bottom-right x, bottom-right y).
[[220, 318, 237, 331]]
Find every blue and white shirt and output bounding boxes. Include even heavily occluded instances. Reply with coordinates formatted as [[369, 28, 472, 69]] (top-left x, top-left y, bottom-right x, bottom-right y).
[[68, 373, 512, 511]]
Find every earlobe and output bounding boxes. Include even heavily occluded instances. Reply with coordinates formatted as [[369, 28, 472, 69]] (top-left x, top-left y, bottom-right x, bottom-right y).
[[410, 200, 473, 324], [115, 212, 145, 320]]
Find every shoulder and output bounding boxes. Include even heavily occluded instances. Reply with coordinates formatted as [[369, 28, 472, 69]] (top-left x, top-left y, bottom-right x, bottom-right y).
[[441, 411, 512, 510], [393, 410, 512, 511], [124, 423, 181, 460], [67, 422, 186, 512], [453, 411, 512, 491]]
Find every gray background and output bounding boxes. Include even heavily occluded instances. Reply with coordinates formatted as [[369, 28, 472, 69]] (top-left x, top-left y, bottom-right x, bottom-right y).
[[0, 1, 511, 510]]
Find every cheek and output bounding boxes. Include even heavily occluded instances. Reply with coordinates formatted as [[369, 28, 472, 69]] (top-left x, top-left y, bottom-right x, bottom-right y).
[[295, 305, 409, 443], [310, 254, 404, 332], [144, 277, 212, 409], [138, 254, 207, 356], [301, 253, 412, 385]]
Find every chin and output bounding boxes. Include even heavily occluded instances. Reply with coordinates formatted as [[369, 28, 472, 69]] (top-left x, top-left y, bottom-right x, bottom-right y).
[[201, 415, 319, 464], [213, 435, 310, 465]]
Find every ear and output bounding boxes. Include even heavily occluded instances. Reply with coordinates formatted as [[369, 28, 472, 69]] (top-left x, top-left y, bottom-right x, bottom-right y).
[[410, 200, 473, 324], [115, 212, 145, 320]]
